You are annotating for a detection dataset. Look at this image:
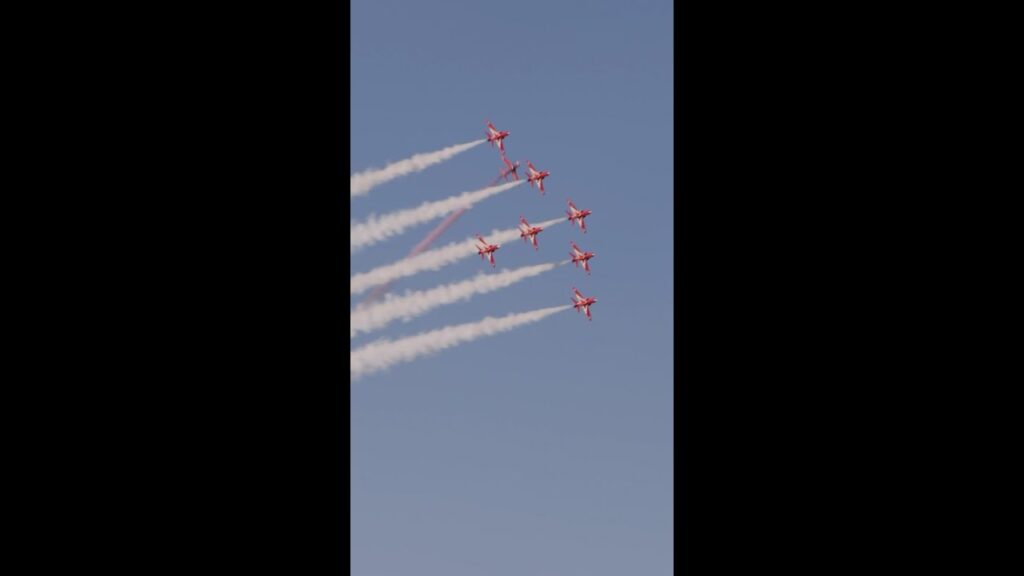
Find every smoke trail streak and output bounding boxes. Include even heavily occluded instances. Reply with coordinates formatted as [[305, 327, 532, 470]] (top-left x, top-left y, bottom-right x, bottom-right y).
[[360, 207, 468, 306], [350, 217, 566, 295], [360, 165, 513, 305], [350, 180, 524, 253], [351, 305, 573, 380], [351, 260, 570, 337], [350, 139, 486, 198]]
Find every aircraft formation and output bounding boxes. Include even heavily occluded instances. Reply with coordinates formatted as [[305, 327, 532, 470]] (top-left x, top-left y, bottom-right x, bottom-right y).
[[350, 122, 605, 380], [484, 121, 598, 320]]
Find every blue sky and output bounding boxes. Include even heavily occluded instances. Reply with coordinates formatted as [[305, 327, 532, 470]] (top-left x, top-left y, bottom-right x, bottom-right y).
[[351, 0, 673, 573]]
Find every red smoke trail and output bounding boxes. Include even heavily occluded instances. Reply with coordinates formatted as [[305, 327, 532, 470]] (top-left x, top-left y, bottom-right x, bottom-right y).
[[360, 207, 466, 305], [359, 173, 505, 306]]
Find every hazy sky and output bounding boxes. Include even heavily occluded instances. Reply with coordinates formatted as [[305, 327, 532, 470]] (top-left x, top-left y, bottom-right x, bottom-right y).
[[351, 0, 673, 573]]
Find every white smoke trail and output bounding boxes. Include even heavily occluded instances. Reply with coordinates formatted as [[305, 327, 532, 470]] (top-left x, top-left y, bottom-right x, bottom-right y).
[[350, 180, 524, 253], [350, 217, 566, 295], [351, 260, 570, 338], [350, 139, 486, 198], [351, 305, 573, 380]]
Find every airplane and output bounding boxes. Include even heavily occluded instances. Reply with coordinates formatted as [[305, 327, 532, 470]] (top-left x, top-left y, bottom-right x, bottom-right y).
[[566, 199, 592, 233], [572, 287, 598, 321], [498, 156, 521, 182], [517, 216, 545, 250], [485, 121, 510, 152], [569, 240, 595, 274], [525, 160, 550, 194], [475, 234, 500, 267]]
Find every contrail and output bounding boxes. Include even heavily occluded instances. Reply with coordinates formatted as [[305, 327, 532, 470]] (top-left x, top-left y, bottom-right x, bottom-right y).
[[351, 305, 573, 380], [350, 139, 486, 198], [351, 260, 571, 337], [350, 217, 566, 295], [359, 173, 514, 305], [360, 207, 468, 306], [350, 180, 524, 253]]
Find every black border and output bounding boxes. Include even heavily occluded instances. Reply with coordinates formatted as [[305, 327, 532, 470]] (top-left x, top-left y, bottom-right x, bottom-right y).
[[674, 2, 955, 569], [77, 4, 353, 571]]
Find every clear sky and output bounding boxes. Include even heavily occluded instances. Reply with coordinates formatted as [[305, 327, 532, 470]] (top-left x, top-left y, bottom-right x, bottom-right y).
[[351, 0, 673, 574]]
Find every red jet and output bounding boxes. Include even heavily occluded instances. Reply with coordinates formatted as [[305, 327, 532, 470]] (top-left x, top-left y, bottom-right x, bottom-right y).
[[498, 156, 521, 182], [485, 121, 510, 152], [569, 241, 595, 274], [518, 216, 545, 250], [475, 234, 500, 267], [572, 287, 598, 321], [566, 199, 592, 233], [525, 161, 550, 194]]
